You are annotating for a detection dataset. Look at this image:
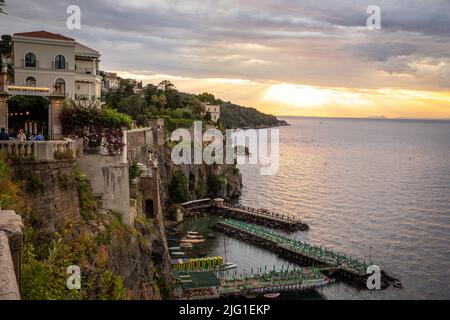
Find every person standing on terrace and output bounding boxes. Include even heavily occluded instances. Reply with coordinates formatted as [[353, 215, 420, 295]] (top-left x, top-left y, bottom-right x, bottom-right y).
[[16, 128, 26, 141], [0, 127, 9, 140]]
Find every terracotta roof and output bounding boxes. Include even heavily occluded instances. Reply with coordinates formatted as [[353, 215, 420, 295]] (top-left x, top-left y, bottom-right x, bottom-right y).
[[14, 31, 75, 41]]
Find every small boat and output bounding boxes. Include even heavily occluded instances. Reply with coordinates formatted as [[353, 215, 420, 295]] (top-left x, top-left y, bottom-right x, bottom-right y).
[[263, 293, 281, 300], [221, 262, 237, 270], [186, 232, 204, 239], [171, 251, 185, 257], [181, 230, 205, 244], [181, 237, 205, 244], [169, 247, 181, 251], [180, 242, 193, 249]]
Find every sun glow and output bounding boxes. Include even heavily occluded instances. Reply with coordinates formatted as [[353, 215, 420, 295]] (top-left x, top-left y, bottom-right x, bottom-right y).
[[116, 71, 450, 119], [263, 84, 329, 107]]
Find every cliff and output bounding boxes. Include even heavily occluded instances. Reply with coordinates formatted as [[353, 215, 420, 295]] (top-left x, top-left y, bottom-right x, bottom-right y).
[[220, 102, 288, 129], [5, 155, 173, 300], [155, 145, 242, 208]]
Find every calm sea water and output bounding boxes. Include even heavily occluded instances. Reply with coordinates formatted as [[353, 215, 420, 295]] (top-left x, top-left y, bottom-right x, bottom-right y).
[[186, 117, 450, 299]]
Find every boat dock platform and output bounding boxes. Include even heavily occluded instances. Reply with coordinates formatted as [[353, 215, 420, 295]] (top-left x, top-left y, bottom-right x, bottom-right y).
[[220, 267, 331, 297], [173, 267, 332, 300], [216, 219, 372, 280], [181, 198, 309, 232]]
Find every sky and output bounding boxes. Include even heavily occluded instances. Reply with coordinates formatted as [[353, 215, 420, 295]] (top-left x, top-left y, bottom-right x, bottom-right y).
[[1, 0, 450, 118]]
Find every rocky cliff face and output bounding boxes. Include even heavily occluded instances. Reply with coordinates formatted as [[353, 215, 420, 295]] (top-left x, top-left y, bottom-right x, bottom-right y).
[[155, 145, 242, 208], [107, 213, 173, 299]]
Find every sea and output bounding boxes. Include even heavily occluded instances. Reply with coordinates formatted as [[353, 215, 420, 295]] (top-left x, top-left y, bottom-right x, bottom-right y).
[[182, 117, 450, 300]]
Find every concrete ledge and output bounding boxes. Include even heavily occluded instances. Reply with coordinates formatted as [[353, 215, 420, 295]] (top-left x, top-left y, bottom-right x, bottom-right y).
[[0, 231, 20, 300], [0, 210, 24, 251], [0, 210, 24, 300]]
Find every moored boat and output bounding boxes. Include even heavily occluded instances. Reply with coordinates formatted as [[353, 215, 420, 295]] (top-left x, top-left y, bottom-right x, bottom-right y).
[[181, 237, 205, 244], [263, 293, 281, 299]]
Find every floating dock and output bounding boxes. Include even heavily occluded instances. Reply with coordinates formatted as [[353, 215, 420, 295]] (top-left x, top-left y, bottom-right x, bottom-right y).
[[220, 267, 331, 297], [216, 219, 372, 281], [172, 267, 332, 300]]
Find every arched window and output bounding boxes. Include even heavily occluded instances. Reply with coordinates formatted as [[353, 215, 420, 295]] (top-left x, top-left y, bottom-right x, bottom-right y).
[[25, 76, 37, 87], [25, 52, 36, 67], [55, 55, 66, 69], [54, 78, 66, 95]]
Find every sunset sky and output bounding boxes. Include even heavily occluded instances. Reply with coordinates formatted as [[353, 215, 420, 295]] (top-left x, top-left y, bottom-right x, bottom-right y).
[[1, 0, 450, 118]]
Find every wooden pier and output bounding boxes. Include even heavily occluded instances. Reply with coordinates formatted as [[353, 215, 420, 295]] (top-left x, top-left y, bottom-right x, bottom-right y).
[[181, 198, 309, 232], [216, 219, 372, 281]]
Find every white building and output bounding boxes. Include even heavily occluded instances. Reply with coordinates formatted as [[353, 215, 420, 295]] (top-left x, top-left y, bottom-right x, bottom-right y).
[[204, 104, 220, 122], [12, 31, 102, 103], [101, 72, 120, 91]]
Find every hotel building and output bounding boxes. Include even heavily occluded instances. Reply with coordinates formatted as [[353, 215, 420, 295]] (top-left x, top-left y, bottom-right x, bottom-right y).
[[12, 31, 102, 102], [0, 31, 103, 139]]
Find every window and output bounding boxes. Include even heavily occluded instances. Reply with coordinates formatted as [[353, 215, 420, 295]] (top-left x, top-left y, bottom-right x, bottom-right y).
[[54, 78, 66, 95], [55, 55, 66, 69], [25, 52, 36, 67], [25, 76, 37, 87]]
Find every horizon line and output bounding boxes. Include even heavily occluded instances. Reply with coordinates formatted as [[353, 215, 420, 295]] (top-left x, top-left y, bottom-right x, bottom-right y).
[[276, 115, 450, 121]]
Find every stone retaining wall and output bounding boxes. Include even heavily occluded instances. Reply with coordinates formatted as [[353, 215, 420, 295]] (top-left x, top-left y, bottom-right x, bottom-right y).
[[12, 160, 80, 231]]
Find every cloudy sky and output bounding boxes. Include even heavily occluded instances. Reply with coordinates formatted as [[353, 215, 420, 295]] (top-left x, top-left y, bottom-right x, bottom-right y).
[[1, 0, 450, 118]]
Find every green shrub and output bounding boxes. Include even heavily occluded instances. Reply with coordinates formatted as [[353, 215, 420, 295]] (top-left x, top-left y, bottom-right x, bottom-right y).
[[0, 153, 26, 212], [169, 170, 191, 204], [208, 175, 227, 196], [54, 149, 75, 160], [129, 161, 143, 185], [195, 179, 207, 199], [73, 166, 97, 221], [98, 270, 127, 300], [26, 172, 44, 193]]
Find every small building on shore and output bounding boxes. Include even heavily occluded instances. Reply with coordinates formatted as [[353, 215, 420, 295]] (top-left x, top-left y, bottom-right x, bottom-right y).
[[203, 103, 220, 122]]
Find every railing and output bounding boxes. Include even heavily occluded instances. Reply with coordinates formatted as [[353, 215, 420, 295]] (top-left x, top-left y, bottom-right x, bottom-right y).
[[0, 140, 76, 161], [75, 68, 96, 75]]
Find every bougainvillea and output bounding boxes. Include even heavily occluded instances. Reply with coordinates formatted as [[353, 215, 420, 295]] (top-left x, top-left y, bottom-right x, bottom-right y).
[[60, 101, 132, 154]]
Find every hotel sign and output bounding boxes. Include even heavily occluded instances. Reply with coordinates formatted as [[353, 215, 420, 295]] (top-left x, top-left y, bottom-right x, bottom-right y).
[[6, 85, 50, 96]]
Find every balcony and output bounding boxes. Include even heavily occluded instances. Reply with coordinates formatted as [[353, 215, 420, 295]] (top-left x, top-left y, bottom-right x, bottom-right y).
[[75, 68, 100, 76], [75, 94, 97, 102], [0, 140, 77, 161]]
